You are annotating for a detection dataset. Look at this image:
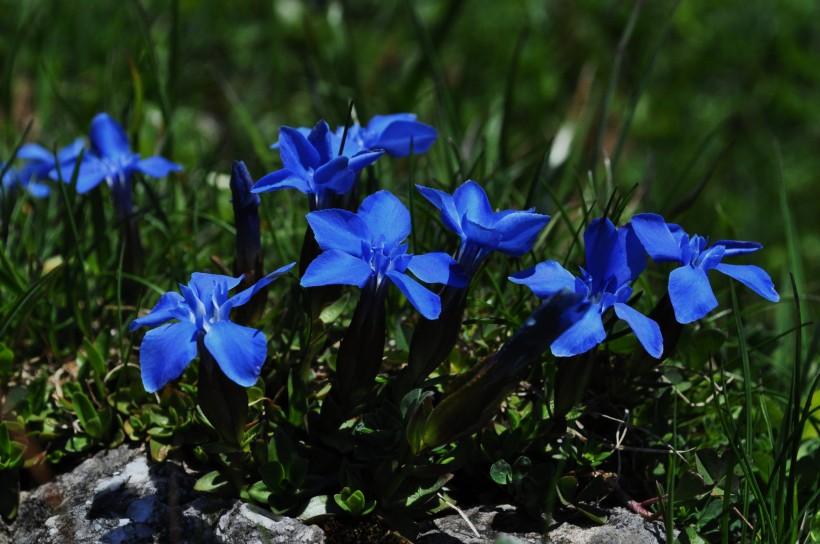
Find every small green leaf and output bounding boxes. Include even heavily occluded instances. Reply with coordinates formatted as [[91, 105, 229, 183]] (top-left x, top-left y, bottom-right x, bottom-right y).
[[0, 423, 24, 469], [247, 480, 271, 504], [149, 439, 171, 462], [333, 487, 376, 517], [557, 476, 578, 504], [683, 526, 708, 544], [696, 448, 728, 485], [64, 435, 91, 453], [82, 338, 107, 377], [295, 495, 339, 522], [674, 470, 710, 502], [194, 470, 230, 494], [319, 291, 351, 324], [71, 390, 104, 439], [490, 459, 512, 486], [260, 461, 286, 490]]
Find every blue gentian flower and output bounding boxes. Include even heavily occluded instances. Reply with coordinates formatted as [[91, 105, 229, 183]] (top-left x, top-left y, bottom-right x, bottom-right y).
[[253, 120, 383, 209], [336, 113, 437, 157], [62, 113, 181, 213], [300, 190, 467, 319], [510, 218, 662, 358], [416, 180, 551, 276], [16, 138, 85, 197], [230, 160, 262, 277], [629, 213, 779, 324], [129, 263, 295, 392]]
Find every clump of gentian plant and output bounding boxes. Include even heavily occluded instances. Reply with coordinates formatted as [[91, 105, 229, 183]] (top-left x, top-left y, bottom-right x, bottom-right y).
[[302, 189, 467, 421], [56, 113, 182, 290], [64, 113, 182, 217], [3, 103, 810, 544], [130, 264, 293, 442]]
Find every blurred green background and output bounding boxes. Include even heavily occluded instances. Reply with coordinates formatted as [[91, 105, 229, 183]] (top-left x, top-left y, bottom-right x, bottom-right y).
[[2, 0, 818, 299]]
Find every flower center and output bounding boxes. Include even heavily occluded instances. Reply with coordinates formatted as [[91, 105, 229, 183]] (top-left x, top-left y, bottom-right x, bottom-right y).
[[679, 234, 724, 270]]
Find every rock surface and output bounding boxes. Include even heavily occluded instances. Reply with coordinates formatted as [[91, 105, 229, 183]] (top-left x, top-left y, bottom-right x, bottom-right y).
[[416, 504, 673, 544], [0, 445, 324, 544], [1, 445, 674, 544]]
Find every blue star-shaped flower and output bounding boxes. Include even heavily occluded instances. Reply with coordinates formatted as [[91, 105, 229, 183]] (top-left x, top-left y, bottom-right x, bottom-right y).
[[300, 190, 467, 319], [416, 180, 551, 275], [336, 113, 437, 157], [510, 217, 662, 358], [129, 263, 294, 392], [252, 120, 383, 209], [629, 213, 779, 324], [14, 138, 85, 198], [59, 113, 181, 216]]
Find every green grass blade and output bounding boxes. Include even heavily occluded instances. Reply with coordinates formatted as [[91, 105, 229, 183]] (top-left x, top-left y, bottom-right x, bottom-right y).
[[591, 0, 644, 184]]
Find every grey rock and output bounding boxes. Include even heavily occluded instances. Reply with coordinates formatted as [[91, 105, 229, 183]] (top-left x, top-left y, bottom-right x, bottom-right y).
[[1, 445, 325, 544], [546, 507, 674, 544], [216, 502, 325, 543], [417, 504, 543, 544], [416, 504, 674, 544]]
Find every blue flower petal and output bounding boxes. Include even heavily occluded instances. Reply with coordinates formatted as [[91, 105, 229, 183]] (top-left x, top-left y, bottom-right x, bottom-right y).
[[494, 211, 551, 257], [387, 271, 441, 319], [620, 223, 647, 280], [57, 138, 86, 162], [348, 149, 384, 172], [301, 250, 374, 287], [17, 143, 53, 162], [713, 240, 763, 257], [72, 157, 111, 193], [313, 155, 355, 194], [407, 252, 468, 287], [90, 113, 131, 159], [373, 120, 437, 157], [613, 302, 663, 358], [583, 218, 624, 292], [222, 262, 295, 318], [364, 113, 418, 137], [306, 208, 369, 255], [358, 191, 411, 247], [307, 120, 335, 163], [252, 169, 311, 194], [453, 181, 494, 227], [462, 217, 502, 250], [204, 320, 267, 387], [509, 260, 577, 298], [416, 184, 464, 236], [668, 265, 718, 323], [130, 292, 193, 331], [629, 213, 683, 263], [270, 127, 311, 149], [139, 321, 198, 393], [25, 182, 52, 198], [278, 126, 319, 178], [550, 303, 606, 357], [134, 156, 183, 178], [189, 273, 243, 306], [714, 263, 780, 302]]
